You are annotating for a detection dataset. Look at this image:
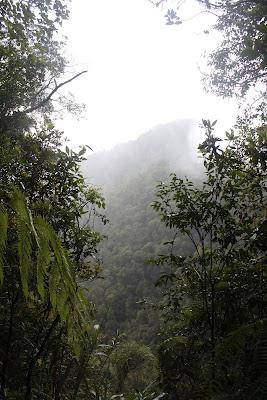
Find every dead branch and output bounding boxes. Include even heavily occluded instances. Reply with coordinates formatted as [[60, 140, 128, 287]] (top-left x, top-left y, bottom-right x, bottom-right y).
[[24, 70, 87, 114]]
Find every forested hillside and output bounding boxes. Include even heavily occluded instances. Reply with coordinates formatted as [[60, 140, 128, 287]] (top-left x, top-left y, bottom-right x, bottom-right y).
[[83, 119, 201, 343], [1, 0, 267, 399]]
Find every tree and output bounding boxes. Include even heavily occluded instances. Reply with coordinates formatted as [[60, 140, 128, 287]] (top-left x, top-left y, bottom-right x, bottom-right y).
[[0, 2, 109, 399], [0, 132, 108, 399], [149, 0, 267, 97], [152, 117, 267, 399], [0, 0, 86, 134], [0, 102, 110, 398]]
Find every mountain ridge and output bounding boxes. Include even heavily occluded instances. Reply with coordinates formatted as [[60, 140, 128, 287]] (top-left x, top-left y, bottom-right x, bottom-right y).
[[83, 118, 201, 191], [83, 119, 202, 343]]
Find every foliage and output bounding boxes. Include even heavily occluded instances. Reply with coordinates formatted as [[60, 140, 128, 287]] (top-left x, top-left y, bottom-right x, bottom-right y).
[[150, 0, 267, 97], [84, 121, 199, 344], [0, 2, 109, 399], [0, 124, 109, 398], [109, 342, 158, 394], [52, 333, 160, 400], [112, 382, 165, 400], [152, 118, 267, 399], [3, 0, 267, 398], [0, 0, 167, 398], [0, 125, 107, 274], [0, 0, 85, 134], [1, 185, 90, 341]]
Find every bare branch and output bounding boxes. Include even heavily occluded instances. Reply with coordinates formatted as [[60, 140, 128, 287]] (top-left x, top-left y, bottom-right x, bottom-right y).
[[24, 70, 88, 114]]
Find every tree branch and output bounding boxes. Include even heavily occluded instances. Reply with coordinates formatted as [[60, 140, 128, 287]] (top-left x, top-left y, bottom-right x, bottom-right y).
[[24, 71, 88, 114]]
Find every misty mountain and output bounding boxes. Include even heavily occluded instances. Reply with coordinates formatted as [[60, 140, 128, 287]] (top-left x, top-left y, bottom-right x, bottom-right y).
[[84, 119, 201, 188], [83, 119, 202, 343]]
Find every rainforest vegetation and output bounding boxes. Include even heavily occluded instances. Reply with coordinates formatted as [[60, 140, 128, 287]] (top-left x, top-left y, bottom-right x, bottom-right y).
[[0, 1, 266, 399]]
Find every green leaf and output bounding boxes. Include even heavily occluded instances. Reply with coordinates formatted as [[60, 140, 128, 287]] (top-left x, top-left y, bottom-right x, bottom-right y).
[[11, 188, 32, 297], [0, 204, 8, 285], [35, 216, 52, 300]]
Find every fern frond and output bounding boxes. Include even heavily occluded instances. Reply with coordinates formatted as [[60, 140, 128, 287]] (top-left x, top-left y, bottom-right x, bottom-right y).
[[34, 216, 90, 346], [57, 287, 69, 321], [34, 216, 52, 300], [18, 220, 32, 297], [49, 228, 76, 292], [11, 188, 32, 297], [0, 187, 92, 349], [49, 262, 61, 308], [0, 203, 8, 285]]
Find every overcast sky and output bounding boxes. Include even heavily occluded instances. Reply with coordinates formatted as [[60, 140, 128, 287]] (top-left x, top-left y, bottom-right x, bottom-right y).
[[58, 0, 238, 151]]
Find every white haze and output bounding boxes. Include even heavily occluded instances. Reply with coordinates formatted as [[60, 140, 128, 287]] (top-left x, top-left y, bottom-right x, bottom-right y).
[[58, 0, 238, 152]]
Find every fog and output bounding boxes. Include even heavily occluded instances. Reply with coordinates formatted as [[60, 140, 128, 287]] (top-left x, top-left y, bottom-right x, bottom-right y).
[[58, 0, 238, 152], [83, 119, 203, 192]]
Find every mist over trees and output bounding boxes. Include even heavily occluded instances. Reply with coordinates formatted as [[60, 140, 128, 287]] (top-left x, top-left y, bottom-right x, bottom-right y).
[[0, 0, 266, 399], [83, 120, 200, 343], [153, 117, 267, 399]]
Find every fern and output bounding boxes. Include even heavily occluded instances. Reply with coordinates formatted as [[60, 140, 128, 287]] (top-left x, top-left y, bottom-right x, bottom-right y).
[[0, 203, 8, 284], [11, 187, 33, 297], [49, 262, 60, 308], [34, 216, 51, 300], [49, 227, 76, 293], [0, 187, 92, 350], [35, 216, 89, 342]]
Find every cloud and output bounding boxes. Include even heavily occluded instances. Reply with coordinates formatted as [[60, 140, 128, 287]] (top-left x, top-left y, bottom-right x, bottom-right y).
[[58, 0, 238, 151]]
